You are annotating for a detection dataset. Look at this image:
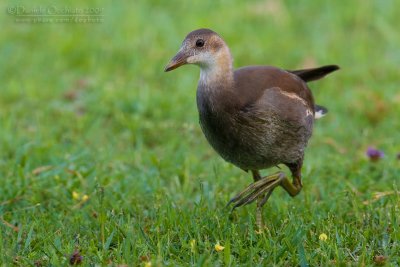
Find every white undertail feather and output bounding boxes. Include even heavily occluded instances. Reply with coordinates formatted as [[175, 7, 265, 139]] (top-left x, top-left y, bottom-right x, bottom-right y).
[[314, 110, 326, 119], [314, 105, 328, 119]]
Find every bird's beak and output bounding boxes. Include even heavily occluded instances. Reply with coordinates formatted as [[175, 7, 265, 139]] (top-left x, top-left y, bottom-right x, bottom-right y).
[[164, 50, 188, 72]]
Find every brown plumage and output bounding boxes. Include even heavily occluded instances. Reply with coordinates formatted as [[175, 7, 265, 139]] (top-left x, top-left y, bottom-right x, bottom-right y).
[[165, 28, 339, 229]]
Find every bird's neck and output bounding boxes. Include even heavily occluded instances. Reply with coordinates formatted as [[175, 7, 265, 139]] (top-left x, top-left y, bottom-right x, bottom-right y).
[[197, 49, 241, 117], [198, 48, 234, 89]]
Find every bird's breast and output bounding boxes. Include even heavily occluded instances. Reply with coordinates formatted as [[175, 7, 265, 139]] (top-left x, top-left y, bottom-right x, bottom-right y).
[[196, 87, 242, 161]]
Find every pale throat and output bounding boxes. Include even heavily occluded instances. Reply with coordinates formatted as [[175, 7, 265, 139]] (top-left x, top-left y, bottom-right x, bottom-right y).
[[198, 50, 234, 88]]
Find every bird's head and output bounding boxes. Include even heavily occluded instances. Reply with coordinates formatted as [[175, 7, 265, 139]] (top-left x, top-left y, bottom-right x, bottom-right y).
[[164, 28, 231, 73]]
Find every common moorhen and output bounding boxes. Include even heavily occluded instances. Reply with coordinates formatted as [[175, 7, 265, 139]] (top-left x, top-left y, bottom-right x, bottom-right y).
[[165, 29, 339, 229]]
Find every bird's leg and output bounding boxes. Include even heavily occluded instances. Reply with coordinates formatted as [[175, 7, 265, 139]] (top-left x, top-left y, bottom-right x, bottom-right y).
[[282, 161, 303, 197], [227, 161, 304, 229], [252, 170, 265, 230], [228, 172, 303, 209]]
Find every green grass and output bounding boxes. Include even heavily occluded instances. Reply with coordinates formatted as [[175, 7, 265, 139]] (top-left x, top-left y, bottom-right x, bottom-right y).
[[1, 0, 399, 265]]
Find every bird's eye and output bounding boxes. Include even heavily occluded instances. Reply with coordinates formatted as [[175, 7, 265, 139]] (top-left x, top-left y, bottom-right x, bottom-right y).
[[196, 39, 205, 47]]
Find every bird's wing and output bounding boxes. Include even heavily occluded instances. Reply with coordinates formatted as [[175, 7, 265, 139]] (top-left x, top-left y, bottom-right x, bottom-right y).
[[257, 87, 314, 123], [233, 66, 315, 113]]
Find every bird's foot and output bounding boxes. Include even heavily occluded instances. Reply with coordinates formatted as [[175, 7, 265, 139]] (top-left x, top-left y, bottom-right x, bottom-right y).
[[227, 172, 286, 211]]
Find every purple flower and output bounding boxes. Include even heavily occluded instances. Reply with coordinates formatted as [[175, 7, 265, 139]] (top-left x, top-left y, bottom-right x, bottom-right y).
[[366, 147, 384, 162], [69, 250, 82, 265]]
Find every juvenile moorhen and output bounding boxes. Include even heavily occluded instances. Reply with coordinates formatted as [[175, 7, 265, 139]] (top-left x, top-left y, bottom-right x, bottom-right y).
[[165, 29, 339, 229]]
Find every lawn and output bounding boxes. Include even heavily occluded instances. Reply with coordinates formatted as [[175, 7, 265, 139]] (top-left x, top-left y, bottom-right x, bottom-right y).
[[0, 0, 399, 266]]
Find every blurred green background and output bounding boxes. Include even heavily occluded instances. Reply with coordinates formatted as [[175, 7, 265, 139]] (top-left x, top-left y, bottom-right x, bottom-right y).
[[0, 0, 399, 265]]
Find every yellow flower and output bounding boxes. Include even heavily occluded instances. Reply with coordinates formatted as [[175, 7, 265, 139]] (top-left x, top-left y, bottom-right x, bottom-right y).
[[319, 233, 328, 241], [72, 191, 80, 200], [144, 261, 152, 267], [82, 194, 89, 202], [190, 239, 196, 253], [214, 242, 225, 252], [255, 229, 264, 235]]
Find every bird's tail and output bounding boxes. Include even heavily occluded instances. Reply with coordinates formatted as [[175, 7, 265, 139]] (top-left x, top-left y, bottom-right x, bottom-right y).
[[315, 105, 328, 119], [289, 65, 339, 82]]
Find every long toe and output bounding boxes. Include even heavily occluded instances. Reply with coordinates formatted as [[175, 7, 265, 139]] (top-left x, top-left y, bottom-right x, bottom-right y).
[[228, 172, 284, 210], [227, 178, 269, 206]]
